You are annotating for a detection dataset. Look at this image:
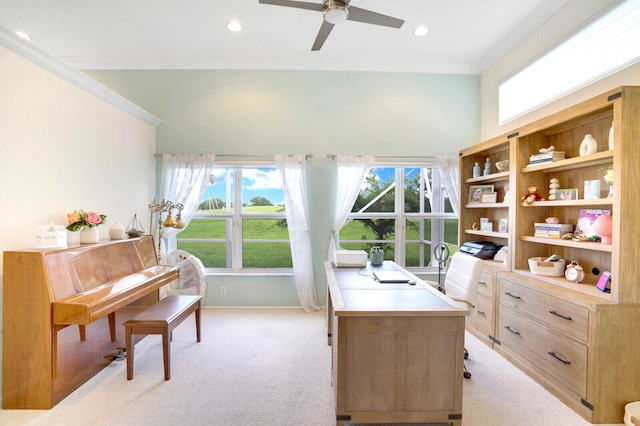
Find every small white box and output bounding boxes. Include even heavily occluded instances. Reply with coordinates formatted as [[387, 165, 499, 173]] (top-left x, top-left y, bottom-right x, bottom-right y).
[[34, 223, 67, 249], [335, 250, 368, 267]]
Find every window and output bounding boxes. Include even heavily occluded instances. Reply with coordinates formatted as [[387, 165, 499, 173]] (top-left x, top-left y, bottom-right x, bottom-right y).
[[176, 166, 292, 271], [499, 0, 640, 124], [338, 166, 458, 269]]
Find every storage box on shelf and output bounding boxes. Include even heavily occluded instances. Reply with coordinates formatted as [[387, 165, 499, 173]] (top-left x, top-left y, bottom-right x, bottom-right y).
[[459, 86, 640, 424]]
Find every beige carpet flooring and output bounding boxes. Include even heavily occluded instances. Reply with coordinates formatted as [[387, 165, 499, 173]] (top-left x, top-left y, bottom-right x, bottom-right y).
[[0, 308, 625, 426]]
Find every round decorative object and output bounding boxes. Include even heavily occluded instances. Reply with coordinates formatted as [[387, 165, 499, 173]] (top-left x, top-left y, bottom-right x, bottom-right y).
[[579, 134, 598, 156], [565, 261, 585, 283], [593, 213, 613, 243], [495, 160, 509, 172], [80, 226, 100, 244], [109, 221, 126, 240]]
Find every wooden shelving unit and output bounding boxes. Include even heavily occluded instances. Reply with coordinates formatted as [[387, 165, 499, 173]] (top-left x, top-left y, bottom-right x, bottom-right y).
[[459, 86, 640, 424]]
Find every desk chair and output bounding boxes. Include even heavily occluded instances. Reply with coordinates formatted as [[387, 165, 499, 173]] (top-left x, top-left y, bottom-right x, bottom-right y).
[[443, 252, 484, 378]]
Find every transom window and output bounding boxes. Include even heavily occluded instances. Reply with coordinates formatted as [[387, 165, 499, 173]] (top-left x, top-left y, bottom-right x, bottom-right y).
[[338, 166, 458, 269], [176, 166, 292, 271]]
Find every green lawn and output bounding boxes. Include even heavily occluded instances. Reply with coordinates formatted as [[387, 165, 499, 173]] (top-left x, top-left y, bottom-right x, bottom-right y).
[[178, 210, 457, 268]]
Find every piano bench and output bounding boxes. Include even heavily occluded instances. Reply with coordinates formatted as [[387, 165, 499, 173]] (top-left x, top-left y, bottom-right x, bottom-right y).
[[123, 295, 202, 380]]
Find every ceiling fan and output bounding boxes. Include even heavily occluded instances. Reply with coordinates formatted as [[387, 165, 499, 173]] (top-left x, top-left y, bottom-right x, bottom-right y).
[[258, 0, 405, 51]]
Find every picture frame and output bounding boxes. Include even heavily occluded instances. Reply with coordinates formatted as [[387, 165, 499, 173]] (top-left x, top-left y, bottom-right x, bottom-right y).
[[584, 179, 600, 199], [596, 271, 611, 293], [480, 192, 498, 203], [468, 185, 494, 204], [556, 188, 578, 201]]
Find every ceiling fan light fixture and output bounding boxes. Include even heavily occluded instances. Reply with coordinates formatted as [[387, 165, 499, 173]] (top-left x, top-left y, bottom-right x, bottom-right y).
[[323, 2, 349, 24], [413, 26, 429, 37]]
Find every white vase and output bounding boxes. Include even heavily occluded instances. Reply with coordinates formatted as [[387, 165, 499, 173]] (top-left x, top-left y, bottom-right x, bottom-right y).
[[608, 121, 614, 150], [579, 134, 598, 156], [80, 226, 100, 244]]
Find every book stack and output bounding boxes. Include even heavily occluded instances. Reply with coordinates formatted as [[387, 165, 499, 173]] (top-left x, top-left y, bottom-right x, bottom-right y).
[[533, 222, 573, 238], [529, 151, 566, 165]]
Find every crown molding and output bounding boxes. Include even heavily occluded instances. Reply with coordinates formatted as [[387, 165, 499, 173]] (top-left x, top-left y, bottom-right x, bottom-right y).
[[0, 26, 161, 128]]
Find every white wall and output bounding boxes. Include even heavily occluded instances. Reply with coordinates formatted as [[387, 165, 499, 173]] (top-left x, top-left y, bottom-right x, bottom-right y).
[[481, 0, 640, 140], [85, 69, 481, 307], [0, 44, 158, 395]]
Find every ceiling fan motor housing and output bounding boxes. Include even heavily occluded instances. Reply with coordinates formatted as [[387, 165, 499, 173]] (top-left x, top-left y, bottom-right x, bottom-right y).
[[323, 0, 349, 24]]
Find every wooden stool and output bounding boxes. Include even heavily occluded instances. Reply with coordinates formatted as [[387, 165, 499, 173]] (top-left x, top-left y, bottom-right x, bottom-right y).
[[124, 295, 202, 380]]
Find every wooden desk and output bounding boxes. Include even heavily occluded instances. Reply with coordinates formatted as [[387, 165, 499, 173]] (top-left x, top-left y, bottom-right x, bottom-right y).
[[325, 261, 468, 426]]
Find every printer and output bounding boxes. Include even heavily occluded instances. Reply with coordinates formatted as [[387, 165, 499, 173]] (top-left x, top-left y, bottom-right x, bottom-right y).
[[460, 241, 502, 260]]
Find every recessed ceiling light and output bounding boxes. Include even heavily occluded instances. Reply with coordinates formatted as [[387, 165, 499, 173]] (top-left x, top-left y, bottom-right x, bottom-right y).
[[15, 31, 31, 41], [413, 26, 429, 37], [227, 20, 242, 32]]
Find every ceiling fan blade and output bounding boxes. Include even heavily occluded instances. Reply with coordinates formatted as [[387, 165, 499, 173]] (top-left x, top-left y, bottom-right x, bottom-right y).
[[312, 21, 335, 51], [258, 0, 324, 12], [347, 6, 405, 28]]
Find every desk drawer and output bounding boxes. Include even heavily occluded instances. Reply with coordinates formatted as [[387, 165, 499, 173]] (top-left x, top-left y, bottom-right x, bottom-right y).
[[499, 305, 587, 397], [470, 293, 493, 336], [477, 271, 494, 298], [499, 278, 589, 343]]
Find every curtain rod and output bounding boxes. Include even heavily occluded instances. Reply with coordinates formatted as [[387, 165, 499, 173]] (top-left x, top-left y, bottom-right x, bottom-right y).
[[326, 154, 436, 161], [154, 153, 313, 159]]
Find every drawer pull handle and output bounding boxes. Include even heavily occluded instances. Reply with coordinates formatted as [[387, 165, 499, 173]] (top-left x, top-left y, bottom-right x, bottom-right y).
[[477, 310, 486, 317], [548, 351, 571, 365], [504, 325, 520, 335], [505, 292, 521, 300], [548, 310, 572, 321], [478, 281, 487, 286]]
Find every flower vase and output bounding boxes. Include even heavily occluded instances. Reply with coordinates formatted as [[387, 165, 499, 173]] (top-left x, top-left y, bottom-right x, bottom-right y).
[[579, 134, 598, 156], [80, 226, 100, 244], [607, 184, 614, 199], [593, 214, 613, 244]]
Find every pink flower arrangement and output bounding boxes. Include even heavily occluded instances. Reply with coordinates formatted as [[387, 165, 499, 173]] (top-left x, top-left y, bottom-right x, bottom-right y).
[[66, 209, 107, 231]]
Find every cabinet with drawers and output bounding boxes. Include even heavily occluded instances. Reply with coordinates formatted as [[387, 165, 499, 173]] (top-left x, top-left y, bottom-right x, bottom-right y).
[[459, 87, 640, 423], [467, 266, 499, 347]]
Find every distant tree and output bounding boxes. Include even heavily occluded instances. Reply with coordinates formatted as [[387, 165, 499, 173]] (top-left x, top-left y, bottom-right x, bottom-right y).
[[199, 198, 225, 210], [250, 196, 273, 206]]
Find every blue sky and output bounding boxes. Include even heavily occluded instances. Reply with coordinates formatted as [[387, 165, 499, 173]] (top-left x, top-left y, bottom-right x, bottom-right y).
[[201, 168, 285, 206]]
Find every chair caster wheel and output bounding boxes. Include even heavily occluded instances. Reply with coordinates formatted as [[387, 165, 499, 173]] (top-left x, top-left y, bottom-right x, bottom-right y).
[[464, 371, 472, 379]]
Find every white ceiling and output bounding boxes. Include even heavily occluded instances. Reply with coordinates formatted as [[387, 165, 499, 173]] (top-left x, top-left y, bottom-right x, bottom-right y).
[[0, 0, 570, 73]]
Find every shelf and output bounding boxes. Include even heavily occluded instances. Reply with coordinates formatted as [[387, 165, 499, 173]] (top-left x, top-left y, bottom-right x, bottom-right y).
[[465, 171, 510, 184], [522, 151, 613, 173], [526, 198, 613, 207], [520, 235, 612, 252], [465, 230, 509, 239], [465, 202, 509, 209]]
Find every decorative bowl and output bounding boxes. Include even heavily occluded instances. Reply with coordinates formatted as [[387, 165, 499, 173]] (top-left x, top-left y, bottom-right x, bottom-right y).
[[495, 160, 510, 172]]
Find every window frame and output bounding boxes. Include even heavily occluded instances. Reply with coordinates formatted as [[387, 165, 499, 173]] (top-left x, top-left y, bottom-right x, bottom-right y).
[[178, 164, 293, 275], [339, 164, 458, 272]]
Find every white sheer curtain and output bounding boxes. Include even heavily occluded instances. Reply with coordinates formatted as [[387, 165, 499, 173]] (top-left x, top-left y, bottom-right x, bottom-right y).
[[275, 155, 319, 313], [159, 154, 216, 255], [436, 156, 460, 216], [328, 155, 375, 262]]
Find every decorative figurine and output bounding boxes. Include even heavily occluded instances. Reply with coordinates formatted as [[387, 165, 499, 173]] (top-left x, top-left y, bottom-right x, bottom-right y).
[[521, 186, 545, 206], [548, 178, 560, 200]]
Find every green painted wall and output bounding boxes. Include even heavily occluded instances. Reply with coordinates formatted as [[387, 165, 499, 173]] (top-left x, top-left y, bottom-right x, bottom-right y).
[[85, 69, 481, 307]]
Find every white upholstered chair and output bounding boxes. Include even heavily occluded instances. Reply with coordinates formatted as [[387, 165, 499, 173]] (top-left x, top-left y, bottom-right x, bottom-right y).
[[443, 252, 484, 378]]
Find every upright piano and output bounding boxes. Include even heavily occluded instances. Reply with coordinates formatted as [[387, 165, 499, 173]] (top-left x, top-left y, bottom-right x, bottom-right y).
[[2, 236, 179, 409]]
